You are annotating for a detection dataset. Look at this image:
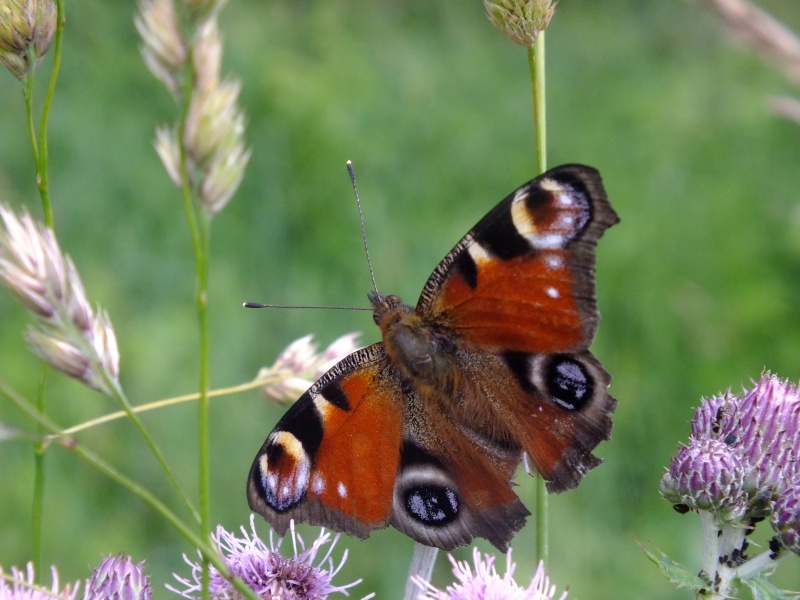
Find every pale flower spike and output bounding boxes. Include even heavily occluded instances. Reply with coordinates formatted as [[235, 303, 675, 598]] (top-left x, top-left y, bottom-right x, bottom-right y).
[[135, 0, 187, 97], [258, 334, 362, 403], [414, 548, 568, 600], [137, 0, 250, 217], [0, 205, 120, 395]]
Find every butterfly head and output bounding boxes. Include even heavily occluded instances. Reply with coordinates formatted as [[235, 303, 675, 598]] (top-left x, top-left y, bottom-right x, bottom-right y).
[[368, 292, 410, 327]]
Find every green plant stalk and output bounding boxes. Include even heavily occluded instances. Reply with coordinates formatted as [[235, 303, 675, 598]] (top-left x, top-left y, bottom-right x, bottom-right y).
[[23, 54, 40, 171], [35, 0, 65, 227], [25, 2, 66, 574], [0, 379, 260, 600], [196, 217, 212, 600], [528, 31, 548, 565], [105, 376, 201, 523], [174, 44, 211, 599], [529, 32, 547, 175], [31, 365, 47, 574]]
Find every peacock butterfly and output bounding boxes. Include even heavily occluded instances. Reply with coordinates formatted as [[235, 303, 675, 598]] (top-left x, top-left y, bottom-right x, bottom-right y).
[[247, 164, 619, 551]]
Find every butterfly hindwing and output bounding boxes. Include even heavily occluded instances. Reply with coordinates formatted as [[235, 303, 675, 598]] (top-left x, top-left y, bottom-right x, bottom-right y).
[[389, 385, 530, 551]]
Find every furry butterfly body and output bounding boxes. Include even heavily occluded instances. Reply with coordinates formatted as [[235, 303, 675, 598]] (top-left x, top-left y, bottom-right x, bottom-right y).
[[248, 164, 619, 551]]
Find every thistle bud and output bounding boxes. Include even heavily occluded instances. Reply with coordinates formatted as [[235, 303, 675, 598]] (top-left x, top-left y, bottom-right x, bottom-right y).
[[690, 390, 737, 440], [85, 554, 152, 600], [660, 438, 748, 524], [483, 0, 556, 47], [771, 479, 800, 556], [735, 374, 800, 499], [0, 0, 57, 79]]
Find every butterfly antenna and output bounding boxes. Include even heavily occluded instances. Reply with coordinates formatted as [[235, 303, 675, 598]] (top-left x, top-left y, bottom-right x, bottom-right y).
[[347, 160, 379, 296], [243, 302, 369, 311]]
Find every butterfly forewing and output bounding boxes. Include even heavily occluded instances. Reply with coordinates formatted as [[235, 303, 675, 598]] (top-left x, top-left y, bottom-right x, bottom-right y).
[[248, 344, 404, 539], [418, 164, 618, 353]]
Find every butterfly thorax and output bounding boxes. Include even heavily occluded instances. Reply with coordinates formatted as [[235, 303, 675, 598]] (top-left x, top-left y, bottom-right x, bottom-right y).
[[369, 292, 460, 394]]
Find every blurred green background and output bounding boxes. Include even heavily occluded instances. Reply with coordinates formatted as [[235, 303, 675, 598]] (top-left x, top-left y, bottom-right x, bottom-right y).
[[2, 0, 800, 597]]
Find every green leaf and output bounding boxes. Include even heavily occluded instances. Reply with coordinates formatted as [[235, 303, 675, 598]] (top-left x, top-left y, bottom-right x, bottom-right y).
[[639, 543, 708, 591], [742, 575, 800, 600]]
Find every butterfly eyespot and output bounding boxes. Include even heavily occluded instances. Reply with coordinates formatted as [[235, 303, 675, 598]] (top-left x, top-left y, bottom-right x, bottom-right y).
[[257, 441, 311, 513], [546, 356, 593, 411], [404, 485, 460, 526]]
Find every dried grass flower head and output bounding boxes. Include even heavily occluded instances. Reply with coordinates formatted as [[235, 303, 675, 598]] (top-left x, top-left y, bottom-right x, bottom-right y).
[[167, 515, 371, 599], [0, 205, 120, 394], [137, 0, 250, 217], [414, 548, 568, 600], [0, 562, 79, 600], [135, 0, 187, 97], [0, 0, 57, 79], [257, 333, 361, 403]]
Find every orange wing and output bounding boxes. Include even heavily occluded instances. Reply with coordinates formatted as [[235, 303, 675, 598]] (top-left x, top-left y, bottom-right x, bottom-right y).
[[247, 344, 404, 539], [417, 164, 618, 353]]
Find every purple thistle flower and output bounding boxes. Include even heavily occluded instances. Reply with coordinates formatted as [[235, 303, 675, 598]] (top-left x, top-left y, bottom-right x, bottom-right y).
[[167, 515, 371, 599], [0, 562, 79, 600], [667, 373, 800, 521], [689, 390, 738, 440], [730, 374, 800, 498], [771, 476, 800, 556], [83, 553, 152, 600], [660, 438, 748, 523], [413, 548, 567, 600]]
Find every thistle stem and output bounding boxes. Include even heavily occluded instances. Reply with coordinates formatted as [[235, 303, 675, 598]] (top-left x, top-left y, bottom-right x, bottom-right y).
[[404, 543, 439, 600]]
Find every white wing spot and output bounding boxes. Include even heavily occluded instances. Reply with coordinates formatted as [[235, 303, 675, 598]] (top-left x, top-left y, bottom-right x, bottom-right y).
[[547, 287, 559, 298], [546, 255, 563, 269], [312, 473, 326, 494], [337, 482, 348, 498], [558, 192, 574, 206]]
